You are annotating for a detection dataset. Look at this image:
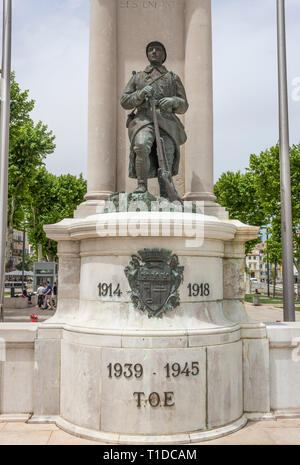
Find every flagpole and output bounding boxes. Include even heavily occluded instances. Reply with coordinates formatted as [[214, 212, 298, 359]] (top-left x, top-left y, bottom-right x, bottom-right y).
[[277, 0, 295, 321], [0, 0, 12, 322]]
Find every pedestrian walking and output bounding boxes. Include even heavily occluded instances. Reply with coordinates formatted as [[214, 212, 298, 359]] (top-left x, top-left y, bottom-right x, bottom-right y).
[[52, 282, 57, 308], [43, 281, 53, 310], [37, 283, 45, 308]]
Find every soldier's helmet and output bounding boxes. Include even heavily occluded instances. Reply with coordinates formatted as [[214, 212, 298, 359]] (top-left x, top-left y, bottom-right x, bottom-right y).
[[146, 41, 167, 64]]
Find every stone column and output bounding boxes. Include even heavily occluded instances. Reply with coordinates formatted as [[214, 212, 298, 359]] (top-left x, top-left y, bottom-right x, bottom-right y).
[[53, 241, 81, 321], [85, 0, 117, 201], [184, 0, 216, 202]]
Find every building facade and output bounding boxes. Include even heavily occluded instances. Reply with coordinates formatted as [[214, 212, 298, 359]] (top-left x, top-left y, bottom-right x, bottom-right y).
[[246, 242, 282, 283], [6, 229, 33, 271]]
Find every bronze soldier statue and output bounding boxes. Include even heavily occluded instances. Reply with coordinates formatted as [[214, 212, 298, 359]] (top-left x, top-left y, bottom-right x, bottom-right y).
[[120, 41, 189, 199]]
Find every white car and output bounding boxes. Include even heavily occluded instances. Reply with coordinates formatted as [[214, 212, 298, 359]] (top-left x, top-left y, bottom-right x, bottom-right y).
[[250, 278, 259, 283]]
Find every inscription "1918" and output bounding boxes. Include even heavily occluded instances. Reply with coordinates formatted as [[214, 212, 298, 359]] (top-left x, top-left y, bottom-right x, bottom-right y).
[[187, 283, 210, 297]]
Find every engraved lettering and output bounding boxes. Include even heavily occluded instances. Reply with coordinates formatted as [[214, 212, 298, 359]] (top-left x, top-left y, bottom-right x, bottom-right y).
[[98, 282, 122, 298], [133, 392, 145, 407], [148, 392, 160, 407], [164, 362, 200, 377], [164, 391, 175, 407], [107, 362, 144, 378], [133, 391, 176, 408], [119, 0, 175, 9], [188, 283, 210, 297]]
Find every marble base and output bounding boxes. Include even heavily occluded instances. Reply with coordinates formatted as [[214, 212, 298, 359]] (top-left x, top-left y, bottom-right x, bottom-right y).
[[0, 414, 31, 423], [37, 210, 263, 440], [29, 413, 247, 445]]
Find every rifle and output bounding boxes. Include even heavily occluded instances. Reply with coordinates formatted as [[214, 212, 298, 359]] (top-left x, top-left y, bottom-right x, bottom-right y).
[[126, 72, 170, 128], [151, 96, 182, 203]]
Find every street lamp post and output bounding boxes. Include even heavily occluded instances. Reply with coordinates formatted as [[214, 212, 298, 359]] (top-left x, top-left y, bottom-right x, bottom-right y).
[[277, 0, 295, 321], [0, 0, 12, 323]]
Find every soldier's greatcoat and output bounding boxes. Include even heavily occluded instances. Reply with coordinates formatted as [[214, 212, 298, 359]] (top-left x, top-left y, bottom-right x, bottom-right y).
[[120, 65, 189, 179]]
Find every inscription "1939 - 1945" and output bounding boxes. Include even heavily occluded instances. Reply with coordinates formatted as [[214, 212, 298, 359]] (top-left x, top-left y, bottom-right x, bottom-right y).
[[107, 361, 200, 408]]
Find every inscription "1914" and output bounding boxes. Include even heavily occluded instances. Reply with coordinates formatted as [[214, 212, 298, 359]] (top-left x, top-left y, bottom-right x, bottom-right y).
[[98, 282, 122, 297]]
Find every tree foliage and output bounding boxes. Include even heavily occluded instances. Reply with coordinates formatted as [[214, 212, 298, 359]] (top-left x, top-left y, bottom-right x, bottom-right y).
[[16, 254, 35, 272], [214, 171, 265, 254], [25, 167, 87, 260], [6, 73, 87, 266], [8, 72, 56, 230], [5, 73, 56, 269], [214, 143, 300, 278]]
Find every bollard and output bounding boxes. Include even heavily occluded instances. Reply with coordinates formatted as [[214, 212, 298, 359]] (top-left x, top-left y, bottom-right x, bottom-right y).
[[253, 295, 260, 306]]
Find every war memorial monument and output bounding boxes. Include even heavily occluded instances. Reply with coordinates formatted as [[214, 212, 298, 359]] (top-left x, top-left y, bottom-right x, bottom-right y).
[[0, 0, 300, 445]]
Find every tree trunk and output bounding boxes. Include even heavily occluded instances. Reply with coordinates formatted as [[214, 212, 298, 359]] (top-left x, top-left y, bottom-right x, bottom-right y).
[[297, 260, 300, 300], [273, 261, 277, 298], [5, 196, 15, 271], [37, 244, 44, 262]]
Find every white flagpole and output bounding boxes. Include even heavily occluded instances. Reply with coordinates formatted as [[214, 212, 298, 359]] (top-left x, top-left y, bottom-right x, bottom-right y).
[[0, 0, 12, 322], [277, 0, 295, 321]]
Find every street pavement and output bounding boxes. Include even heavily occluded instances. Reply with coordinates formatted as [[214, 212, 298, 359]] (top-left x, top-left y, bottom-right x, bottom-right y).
[[0, 418, 300, 445], [2, 300, 299, 324], [245, 302, 300, 322], [2, 302, 55, 323]]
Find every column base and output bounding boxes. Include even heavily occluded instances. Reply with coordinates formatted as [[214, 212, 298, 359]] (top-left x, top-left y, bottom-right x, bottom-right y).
[[29, 413, 247, 445], [84, 191, 114, 201], [74, 199, 106, 218], [183, 191, 217, 203], [182, 193, 228, 220]]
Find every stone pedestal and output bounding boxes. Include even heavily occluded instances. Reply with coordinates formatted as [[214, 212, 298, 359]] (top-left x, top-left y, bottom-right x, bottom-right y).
[[28, 211, 271, 443]]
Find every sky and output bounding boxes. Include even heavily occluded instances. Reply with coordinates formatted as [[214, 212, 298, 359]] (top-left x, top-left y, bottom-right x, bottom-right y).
[[1, 0, 300, 182]]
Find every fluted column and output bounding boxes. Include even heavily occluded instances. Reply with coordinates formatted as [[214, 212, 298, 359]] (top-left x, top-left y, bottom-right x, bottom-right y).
[[85, 0, 117, 201], [184, 0, 216, 202]]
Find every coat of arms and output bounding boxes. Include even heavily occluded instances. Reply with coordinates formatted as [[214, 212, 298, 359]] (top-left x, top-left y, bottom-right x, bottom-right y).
[[124, 248, 184, 318]]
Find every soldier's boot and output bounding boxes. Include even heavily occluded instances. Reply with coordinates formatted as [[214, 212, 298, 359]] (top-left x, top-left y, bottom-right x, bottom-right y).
[[135, 179, 148, 194], [134, 150, 150, 194]]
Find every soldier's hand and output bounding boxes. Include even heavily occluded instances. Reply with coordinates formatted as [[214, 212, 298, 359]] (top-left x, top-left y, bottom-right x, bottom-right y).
[[140, 86, 154, 100], [159, 98, 174, 112]]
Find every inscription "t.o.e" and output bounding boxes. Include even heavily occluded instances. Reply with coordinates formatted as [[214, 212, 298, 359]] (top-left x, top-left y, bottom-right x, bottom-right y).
[[134, 391, 175, 408]]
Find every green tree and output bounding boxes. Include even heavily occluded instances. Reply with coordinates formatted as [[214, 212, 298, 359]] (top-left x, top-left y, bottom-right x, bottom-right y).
[[16, 254, 35, 272], [26, 167, 87, 261], [214, 170, 266, 254], [6, 73, 56, 269], [214, 143, 300, 297], [264, 220, 282, 297], [250, 144, 300, 297]]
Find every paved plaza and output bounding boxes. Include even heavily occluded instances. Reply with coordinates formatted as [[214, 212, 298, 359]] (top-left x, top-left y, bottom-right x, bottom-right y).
[[2, 300, 300, 324], [0, 418, 300, 445]]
